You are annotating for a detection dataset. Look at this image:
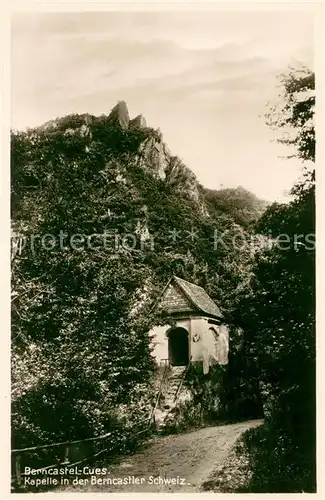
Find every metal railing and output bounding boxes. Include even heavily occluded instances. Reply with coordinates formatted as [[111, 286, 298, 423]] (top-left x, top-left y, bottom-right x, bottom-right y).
[[11, 360, 181, 488], [11, 383, 168, 489], [148, 361, 170, 425], [11, 422, 151, 489]]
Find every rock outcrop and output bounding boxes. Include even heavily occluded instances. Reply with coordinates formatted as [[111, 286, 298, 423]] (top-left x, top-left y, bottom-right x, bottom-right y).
[[107, 101, 130, 130], [106, 102, 169, 180], [107, 103, 147, 131], [107, 100, 205, 206], [129, 114, 147, 129], [138, 136, 170, 180]]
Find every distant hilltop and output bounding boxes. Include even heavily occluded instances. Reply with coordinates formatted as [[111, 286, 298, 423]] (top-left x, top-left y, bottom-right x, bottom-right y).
[[107, 101, 147, 130]]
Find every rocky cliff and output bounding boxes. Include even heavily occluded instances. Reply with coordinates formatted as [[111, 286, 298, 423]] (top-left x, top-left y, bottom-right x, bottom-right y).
[[107, 100, 130, 129], [34, 100, 265, 225], [106, 101, 202, 204]]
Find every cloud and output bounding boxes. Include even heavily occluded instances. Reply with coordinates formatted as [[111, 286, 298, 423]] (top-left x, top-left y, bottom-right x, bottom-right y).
[[11, 10, 314, 201]]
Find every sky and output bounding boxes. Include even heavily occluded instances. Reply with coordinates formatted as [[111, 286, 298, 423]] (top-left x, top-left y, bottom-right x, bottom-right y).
[[11, 9, 314, 202]]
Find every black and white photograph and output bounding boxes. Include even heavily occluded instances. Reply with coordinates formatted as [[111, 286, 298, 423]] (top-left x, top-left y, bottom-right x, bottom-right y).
[[9, 3, 318, 494]]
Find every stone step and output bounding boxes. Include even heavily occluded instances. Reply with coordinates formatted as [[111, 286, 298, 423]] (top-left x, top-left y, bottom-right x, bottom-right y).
[[164, 393, 177, 399], [165, 385, 179, 392], [164, 386, 180, 392], [170, 375, 182, 379]]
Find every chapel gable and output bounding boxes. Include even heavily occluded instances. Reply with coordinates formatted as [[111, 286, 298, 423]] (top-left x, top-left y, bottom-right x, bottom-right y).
[[159, 282, 194, 314]]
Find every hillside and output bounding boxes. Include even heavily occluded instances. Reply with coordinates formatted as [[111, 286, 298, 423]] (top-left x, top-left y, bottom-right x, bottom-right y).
[[11, 101, 264, 456], [203, 186, 268, 228]]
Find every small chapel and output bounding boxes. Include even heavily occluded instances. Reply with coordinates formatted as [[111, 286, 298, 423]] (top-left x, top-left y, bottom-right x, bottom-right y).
[[150, 276, 229, 374]]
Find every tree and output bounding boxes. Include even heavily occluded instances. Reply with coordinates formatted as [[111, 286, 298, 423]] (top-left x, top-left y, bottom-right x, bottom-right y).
[[266, 65, 315, 163], [237, 67, 315, 492]]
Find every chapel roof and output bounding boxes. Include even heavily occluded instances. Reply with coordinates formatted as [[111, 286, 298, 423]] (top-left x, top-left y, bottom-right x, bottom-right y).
[[159, 276, 223, 320]]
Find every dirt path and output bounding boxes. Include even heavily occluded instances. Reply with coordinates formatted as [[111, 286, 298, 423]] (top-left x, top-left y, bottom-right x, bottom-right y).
[[59, 419, 262, 493]]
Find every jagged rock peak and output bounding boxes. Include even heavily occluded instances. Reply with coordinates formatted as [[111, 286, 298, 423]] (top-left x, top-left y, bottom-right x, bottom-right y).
[[107, 101, 130, 130], [129, 114, 147, 129]]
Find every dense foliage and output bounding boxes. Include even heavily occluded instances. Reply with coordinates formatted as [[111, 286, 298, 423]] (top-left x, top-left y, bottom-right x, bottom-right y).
[[235, 67, 316, 492], [11, 66, 314, 492], [203, 186, 268, 229], [11, 111, 263, 467]]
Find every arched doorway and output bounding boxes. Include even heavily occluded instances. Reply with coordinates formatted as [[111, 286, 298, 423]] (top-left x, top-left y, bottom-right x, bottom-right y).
[[167, 327, 189, 366]]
